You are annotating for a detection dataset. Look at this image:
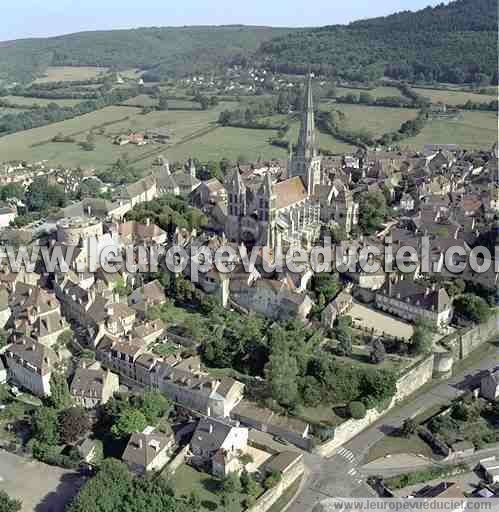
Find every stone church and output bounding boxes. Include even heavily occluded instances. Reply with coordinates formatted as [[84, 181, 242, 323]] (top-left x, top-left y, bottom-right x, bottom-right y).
[[225, 73, 358, 252]]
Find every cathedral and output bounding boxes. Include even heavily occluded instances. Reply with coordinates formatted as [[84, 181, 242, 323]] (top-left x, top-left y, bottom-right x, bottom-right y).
[[225, 73, 358, 253]]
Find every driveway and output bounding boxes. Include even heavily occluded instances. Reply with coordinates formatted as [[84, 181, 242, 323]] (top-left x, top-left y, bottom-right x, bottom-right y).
[[0, 450, 85, 512]]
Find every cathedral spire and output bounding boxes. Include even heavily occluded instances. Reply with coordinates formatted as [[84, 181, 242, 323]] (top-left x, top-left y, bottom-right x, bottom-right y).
[[297, 71, 316, 160]]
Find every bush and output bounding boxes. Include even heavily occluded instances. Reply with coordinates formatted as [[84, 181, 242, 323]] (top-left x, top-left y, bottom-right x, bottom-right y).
[[348, 401, 367, 419]]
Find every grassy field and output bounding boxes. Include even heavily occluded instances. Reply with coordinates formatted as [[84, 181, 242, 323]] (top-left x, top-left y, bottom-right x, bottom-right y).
[[413, 87, 497, 106], [33, 66, 109, 83], [4, 95, 83, 107], [366, 433, 435, 463], [403, 110, 497, 150], [285, 120, 356, 154], [336, 86, 404, 98], [334, 104, 418, 136]]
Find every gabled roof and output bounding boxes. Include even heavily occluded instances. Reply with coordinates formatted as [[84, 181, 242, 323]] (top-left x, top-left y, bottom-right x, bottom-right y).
[[275, 177, 307, 209]]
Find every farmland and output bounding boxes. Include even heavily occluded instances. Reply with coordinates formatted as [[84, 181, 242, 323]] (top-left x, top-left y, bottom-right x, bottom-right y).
[[335, 105, 418, 134], [412, 86, 497, 106], [33, 66, 109, 83], [335, 85, 404, 98], [403, 110, 497, 150], [3, 96, 83, 107], [0, 100, 287, 169]]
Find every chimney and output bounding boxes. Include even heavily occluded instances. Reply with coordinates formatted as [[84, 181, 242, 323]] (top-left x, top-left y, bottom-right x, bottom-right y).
[[137, 438, 143, 450], [209, 423, 213, 434], [146, 218, 150, 227], [425, 288, 430, 297], [106, 305, 114, 317]]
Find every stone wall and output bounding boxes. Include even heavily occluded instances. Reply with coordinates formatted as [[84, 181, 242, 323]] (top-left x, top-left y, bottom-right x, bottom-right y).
[[442, 309, 499, 361], [459, 310, 499, 359], [313, 355, 435, 457], [247, 459, 304, 512], [163, 444, 189, 475]]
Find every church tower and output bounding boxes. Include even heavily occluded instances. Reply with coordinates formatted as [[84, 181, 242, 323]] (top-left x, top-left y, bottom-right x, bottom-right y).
[[289, 72, 322, 196]]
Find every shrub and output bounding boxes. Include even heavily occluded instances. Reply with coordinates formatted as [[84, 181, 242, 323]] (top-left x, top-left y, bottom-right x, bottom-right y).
[[348, 401, 367, 419]]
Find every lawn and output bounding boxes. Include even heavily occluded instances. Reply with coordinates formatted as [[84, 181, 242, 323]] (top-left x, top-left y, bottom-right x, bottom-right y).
[[33, 66, 109, 83], [297, 404, 345, 428], [366, 433, 435, 463], [403, 110, 497, 150], [412, 87, 497, 106], [169, 463, 249, 511]]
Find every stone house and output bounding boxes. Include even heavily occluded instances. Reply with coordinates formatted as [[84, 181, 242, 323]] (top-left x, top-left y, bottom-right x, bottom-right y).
[[128, 279, 167, 319], [117, 220, 167, 246], [122, 426, 175, 475], [375, 278, 453, 327], [154, 359, 245, 418], [191, 178, 227, 207], [480, 370, 499, 401], [5, 337, 58, 397], [230, 278, 313, 322], [9, 284, 68, 348], [190, 418, 248, 476], [321, 290, 353, 329], [70, 366, 120, 408]]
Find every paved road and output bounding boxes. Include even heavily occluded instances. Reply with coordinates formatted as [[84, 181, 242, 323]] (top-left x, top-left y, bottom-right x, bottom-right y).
[[286, 340, 499, 512]]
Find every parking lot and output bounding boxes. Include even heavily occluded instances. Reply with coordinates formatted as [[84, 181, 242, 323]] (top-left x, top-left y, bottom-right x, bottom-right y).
[[0, 450, 85, 511]]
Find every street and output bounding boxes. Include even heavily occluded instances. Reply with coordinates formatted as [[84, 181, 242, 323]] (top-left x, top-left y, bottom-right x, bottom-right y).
[[285, 339, 499, 512]]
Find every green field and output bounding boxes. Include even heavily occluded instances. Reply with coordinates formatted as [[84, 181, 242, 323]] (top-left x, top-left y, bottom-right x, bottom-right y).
[[413, 87, 497, 106], [336, 86, 404, 98], [284, 120, 356, 154], [403, 110, 497, 150], [333, 104, 418, 137], [33, 66, 109, 83], [4, 95, 83, 107], [0, 101, 288, 168]]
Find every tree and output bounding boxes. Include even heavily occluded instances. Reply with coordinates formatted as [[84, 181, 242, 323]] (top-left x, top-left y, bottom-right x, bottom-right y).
[[265, 351, 299, 407], [187, 490, 201, 510], [26, 177, 66, 212], [32, 407, 59, 446], [370, 338, 386, 364], [263, 470, 282, 490], [221, 472, 242, 495], [48, 372, 72, 410], [335, 321, 353, 356], [133, 391, 171, 425], [158, 95, 169, 111], [411, 318, 433, 355], [348, 401, 366, 419], [0, 490, 21, 512], [0, 329, 9, 348], [111, 409, 148, 438], [454, 294, 491, 324], [300, 376, 322, 407], [358, 192, 387, 234], [58, 407, 91, 444], [400, 418, 417, 437], [241, 470, 260, 497]]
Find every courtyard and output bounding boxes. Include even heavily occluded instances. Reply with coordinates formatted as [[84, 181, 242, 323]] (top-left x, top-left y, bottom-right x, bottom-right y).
[[349, 302, 414, 340]]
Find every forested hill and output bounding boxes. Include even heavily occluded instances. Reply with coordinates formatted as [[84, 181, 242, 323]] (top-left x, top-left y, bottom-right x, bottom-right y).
[[258, 0, 498, 84], [0, 25, 294, 83]]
